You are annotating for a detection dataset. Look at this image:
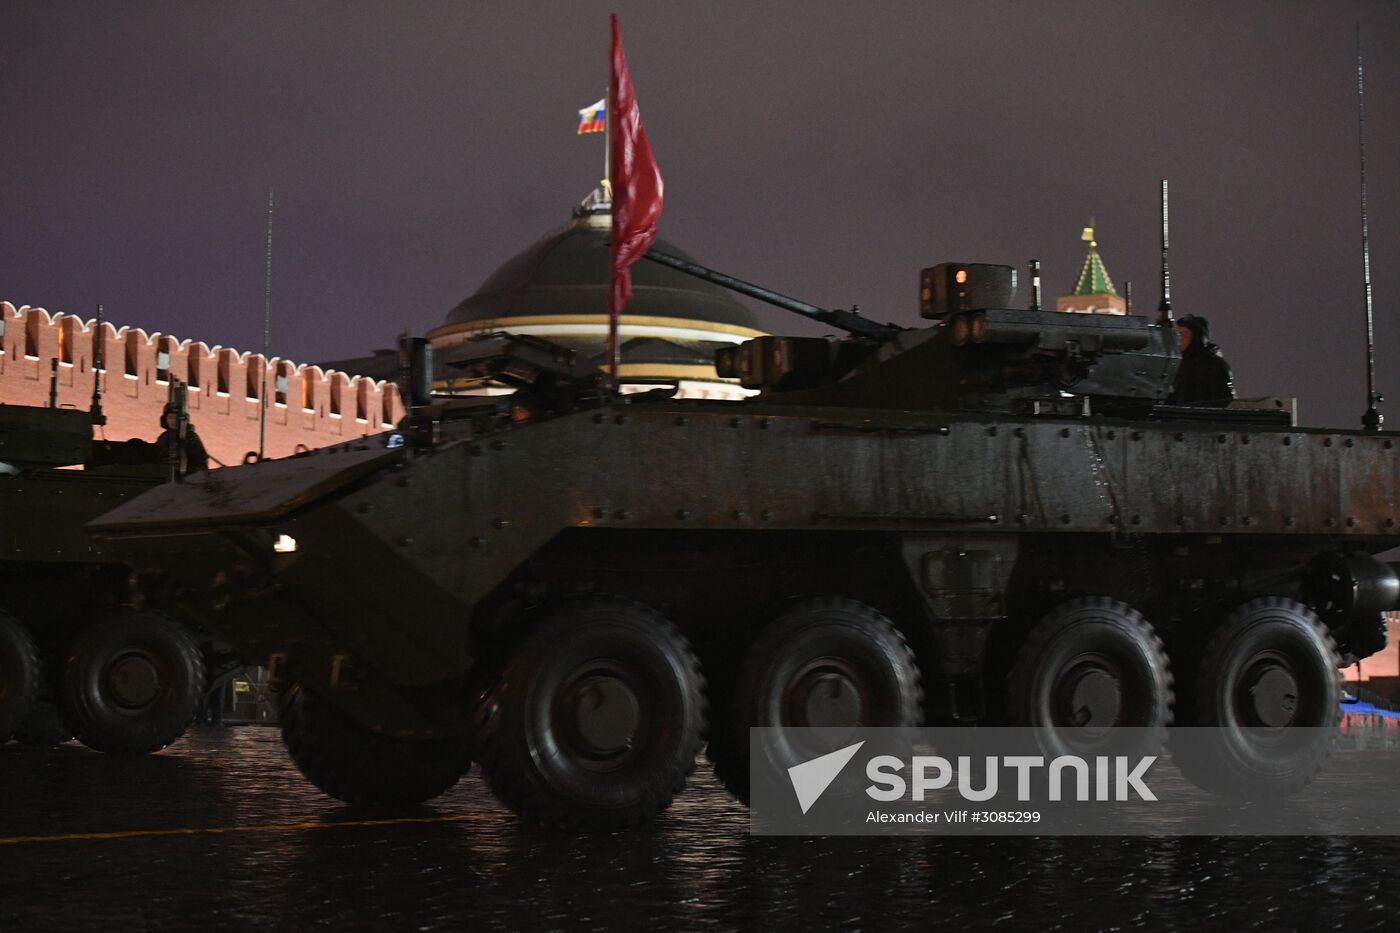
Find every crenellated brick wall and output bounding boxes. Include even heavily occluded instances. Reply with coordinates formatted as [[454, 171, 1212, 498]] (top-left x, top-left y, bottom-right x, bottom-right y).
[[0, 302, 405, 466]]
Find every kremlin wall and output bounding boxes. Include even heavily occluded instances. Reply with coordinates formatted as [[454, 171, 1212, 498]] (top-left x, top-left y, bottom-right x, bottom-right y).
[[0, 301, 404, 465]]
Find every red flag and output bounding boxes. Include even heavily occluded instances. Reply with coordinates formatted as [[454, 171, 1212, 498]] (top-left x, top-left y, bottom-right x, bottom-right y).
[[607, 14, 664, 384]]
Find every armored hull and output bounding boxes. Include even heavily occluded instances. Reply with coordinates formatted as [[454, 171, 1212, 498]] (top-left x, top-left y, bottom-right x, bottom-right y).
[[93, 381, 1399, 822]]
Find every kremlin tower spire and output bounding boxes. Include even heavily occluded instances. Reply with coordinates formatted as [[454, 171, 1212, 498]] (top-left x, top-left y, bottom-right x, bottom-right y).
[[1056, 220, 1127, 315]]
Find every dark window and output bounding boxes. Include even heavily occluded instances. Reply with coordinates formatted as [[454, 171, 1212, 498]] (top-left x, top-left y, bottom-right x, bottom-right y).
[[24, 311, 40, 357], [382, 385, 397, 426], [124, 332, 141, 376]]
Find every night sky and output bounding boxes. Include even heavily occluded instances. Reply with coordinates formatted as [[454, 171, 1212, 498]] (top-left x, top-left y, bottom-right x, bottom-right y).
[[2, 1, 1397, 427]]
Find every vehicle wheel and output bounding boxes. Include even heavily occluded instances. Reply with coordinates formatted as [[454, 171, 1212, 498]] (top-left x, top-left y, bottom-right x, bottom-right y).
[[710, 596, 923, 806], [59, 610, 206, 754], [1170, 597, 1341, 797], [1006, 597, 1173, 759], [12, 700, 73, 746], [0, 611, 41, 741], [279, 681, 471, 806], [477, 595, 706, 830]]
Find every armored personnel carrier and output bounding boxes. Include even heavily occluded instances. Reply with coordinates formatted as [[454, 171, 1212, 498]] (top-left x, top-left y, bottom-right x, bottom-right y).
[[92, 241, 1396, 829], [0, 400, 236, 753]]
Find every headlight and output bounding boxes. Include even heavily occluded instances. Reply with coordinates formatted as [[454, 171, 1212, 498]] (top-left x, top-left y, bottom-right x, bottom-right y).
[[273, 534, 298, 554]]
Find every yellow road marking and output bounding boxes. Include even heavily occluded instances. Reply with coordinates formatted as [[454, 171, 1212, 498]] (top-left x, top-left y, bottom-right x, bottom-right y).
[[0, 814, 471, 846]]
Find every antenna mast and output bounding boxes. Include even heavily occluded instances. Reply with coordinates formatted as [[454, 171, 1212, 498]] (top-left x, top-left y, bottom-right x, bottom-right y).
[[1157, 179, 1173, 325], [90, 303, 106, 426], [1356, 27, 1382, 431], [258, 188, 275, 459]]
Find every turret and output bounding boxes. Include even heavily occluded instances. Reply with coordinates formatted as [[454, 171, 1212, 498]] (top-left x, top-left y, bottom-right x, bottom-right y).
[[641, 249, 1182, 416], [0, 406, 94, 473]]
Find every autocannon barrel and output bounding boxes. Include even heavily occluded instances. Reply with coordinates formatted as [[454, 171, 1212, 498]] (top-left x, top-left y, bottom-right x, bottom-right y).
[[640, 248, 903, 342]]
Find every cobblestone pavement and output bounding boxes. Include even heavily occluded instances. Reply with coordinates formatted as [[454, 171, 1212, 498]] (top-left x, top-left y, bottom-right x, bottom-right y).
[[2, 726, 1399, 931]]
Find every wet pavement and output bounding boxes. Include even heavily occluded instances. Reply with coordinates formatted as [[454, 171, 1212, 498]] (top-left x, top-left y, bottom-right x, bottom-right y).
[[3, 726, 1400, 931]]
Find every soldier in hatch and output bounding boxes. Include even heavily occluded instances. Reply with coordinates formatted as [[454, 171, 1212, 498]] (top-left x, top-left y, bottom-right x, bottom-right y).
[[1169, 314, 1235, 406], [154, 402, 210, 475]]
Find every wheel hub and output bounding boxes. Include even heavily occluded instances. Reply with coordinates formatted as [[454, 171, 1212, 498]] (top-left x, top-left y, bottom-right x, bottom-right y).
[[106, 652, 162, 710], [1057, 662, 1123, 733], [784, 659, 868, 750], [795, 669, 863, 728], [1246, 663, 1298, 728], [562, 672, 640, 761]]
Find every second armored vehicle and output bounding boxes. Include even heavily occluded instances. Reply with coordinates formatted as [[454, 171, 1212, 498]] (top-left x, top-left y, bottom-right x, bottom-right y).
[[0, 400, 238, 754]]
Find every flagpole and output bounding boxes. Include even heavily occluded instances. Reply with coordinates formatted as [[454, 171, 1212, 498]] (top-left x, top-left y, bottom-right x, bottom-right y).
[[258, 187, 274, 461], [606, 76, 620, 390]]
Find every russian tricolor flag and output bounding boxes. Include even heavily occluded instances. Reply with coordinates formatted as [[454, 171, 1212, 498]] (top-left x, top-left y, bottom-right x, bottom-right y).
[[577, 98, 606, 134]]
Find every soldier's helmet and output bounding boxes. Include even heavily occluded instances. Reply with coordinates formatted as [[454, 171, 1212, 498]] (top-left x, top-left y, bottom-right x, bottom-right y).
[[1177, 314, 1210, 343]]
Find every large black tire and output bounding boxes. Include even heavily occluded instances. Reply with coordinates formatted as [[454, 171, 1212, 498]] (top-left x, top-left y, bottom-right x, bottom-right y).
[[58, 610, 206, 754], [0, 611, 41, 742], [1169, 597, 1341, 798], [279, 682, 471, 806], [476, 595, 706, 830], [1005, 597, 1173, 759], [12, 700, 74, 746], [709, 596, 923, 806]]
